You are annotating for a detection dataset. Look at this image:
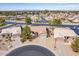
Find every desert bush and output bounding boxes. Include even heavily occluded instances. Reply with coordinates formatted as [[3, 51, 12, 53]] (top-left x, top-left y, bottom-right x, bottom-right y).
[[71, 37, 79, 52]]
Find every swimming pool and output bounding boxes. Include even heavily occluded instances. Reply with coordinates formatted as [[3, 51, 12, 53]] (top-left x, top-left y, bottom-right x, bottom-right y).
[[6, 45, 55, 56]]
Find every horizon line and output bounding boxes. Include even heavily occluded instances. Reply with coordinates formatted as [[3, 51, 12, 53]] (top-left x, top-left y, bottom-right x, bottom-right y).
[[0, 9, 79, 11]]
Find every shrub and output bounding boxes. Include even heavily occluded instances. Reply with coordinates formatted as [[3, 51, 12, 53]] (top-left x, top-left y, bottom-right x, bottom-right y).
[[25, 17, 32, 24], [0, 18, 5, 27], [48, 19, 62, 25], [0, 23, 5, 26], [20, 35, 27, 43], [71, 37, 79, 52], [21, 26, 32, 43], [0, 18, 5, 23]]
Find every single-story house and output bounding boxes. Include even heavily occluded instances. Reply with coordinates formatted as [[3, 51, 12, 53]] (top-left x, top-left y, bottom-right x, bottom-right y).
[[1, 27, 21, 36], [16, 15, 26, 19], [73, 19, 79, 23], [53, 27, 77, 43], [7, 16, 16, 20]]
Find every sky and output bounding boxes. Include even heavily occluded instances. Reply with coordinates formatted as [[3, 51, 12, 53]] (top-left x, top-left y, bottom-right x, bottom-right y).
[[0, 3, 79, 10]]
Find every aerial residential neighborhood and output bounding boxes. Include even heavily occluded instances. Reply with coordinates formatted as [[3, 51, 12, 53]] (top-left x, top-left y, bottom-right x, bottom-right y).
[[0, 3, 79, 56]]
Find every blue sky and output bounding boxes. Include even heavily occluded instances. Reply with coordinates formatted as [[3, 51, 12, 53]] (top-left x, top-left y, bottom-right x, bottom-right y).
[[0, 3, 79, 10]]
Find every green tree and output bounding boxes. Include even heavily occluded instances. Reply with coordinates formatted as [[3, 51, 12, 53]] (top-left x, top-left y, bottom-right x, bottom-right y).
[[21, 26, 32, 43], [71, 37, 79, 52], [0, 18, 5, 26], [43, 10, 49, 14], [25, 17, 32, 24], [48, 19, 62, 25], [0, 18, 5, 23], [35, 16, 40, 22]]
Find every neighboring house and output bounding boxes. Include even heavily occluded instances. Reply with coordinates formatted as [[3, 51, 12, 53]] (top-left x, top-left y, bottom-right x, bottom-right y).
[[53, 27, 77, 44], [45, 16, 53, 21], [70, 15, 79, 23], [37, 16, 48, 24], [0, 27, 21, 36], [0, 15, 6, 18], [73, 19, 79, 23], [31, 16, 48, 24], [16, 15, 26, 19], [31, 15, 40, 23], [7, 16, 16, 20]]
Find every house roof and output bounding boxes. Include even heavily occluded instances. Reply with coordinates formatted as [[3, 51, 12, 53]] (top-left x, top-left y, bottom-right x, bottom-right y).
[[54, 27, 77, 38], [1, 27, 21, 35], [38, 16, 48, 23]]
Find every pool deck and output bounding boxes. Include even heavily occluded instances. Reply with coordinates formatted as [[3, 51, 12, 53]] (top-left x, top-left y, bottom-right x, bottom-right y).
[[0, 26, 79, 56]]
